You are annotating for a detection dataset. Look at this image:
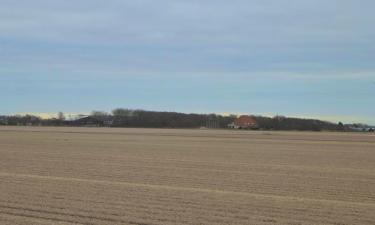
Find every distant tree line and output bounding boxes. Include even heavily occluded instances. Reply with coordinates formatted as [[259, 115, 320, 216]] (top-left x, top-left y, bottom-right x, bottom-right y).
[[252, 115, 342, 132], [0, 109, 373, 132], [73, 109, 235, 129], [0, 114, 66, 126]]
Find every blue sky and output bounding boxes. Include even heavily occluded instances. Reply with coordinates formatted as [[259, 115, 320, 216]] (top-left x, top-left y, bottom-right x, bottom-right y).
[[1, 0, 374, 124]]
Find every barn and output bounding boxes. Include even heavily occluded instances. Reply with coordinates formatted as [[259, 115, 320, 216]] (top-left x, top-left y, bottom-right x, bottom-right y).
[[73, 116, 114, 127], [228, 115, 258, 129]]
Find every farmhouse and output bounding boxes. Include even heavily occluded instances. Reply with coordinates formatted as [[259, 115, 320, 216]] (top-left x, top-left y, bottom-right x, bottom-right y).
[[73, 116, 114, 127], [228, 115, 258, 129]]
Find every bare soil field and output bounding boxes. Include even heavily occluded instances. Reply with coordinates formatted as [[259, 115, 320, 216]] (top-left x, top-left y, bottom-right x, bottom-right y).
[[0, 126, 374, 225]]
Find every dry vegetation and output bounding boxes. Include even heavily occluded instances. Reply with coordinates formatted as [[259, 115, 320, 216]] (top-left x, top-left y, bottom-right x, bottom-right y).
[[0, 126, 375, 225]]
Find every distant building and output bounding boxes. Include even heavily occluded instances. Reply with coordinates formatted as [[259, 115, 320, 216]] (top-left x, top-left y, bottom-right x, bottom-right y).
[[73, 116, 114, 127], [228, 115, 258, 129], [348, 124, 375, 132]]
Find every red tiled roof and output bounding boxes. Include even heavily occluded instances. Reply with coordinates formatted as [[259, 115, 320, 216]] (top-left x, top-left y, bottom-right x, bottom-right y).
[[234, 115, 257, 127]]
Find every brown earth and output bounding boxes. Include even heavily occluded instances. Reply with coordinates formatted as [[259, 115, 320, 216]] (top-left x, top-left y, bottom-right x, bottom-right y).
[[0, 126, 374, 225]]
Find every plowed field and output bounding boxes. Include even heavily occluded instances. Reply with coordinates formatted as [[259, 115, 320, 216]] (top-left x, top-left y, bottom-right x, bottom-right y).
[[0, 127, 374, 224]]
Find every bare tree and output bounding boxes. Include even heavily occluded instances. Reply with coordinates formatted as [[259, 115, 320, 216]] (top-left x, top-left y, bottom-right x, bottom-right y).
[[112, 108, 134, 117], [91, 111, 109, 117], [57, 112, 65, 121]]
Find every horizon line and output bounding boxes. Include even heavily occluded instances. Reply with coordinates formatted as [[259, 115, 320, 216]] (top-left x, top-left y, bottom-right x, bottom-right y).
[[2, 110, 373, 126]]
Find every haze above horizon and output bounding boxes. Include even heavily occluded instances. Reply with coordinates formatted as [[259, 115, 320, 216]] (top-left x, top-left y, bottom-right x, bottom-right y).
[[1, 0, 374, 124]]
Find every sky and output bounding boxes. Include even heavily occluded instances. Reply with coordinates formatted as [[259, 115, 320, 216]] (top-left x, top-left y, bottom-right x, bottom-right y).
[[1, 0, 374, 124]]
